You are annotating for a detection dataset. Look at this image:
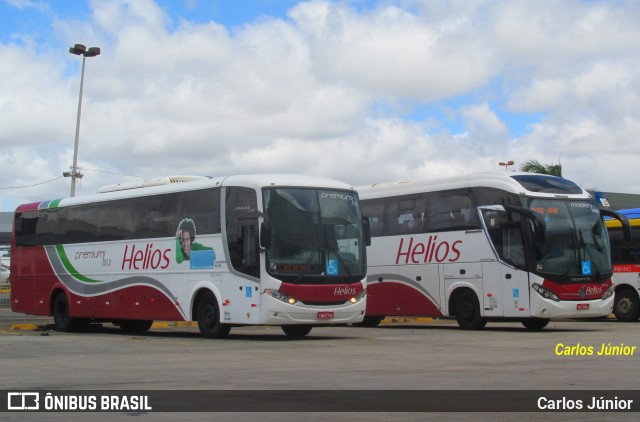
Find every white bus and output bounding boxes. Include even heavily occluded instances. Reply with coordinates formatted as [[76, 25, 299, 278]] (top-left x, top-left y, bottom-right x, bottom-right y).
[[357, 172, 630, 330], [11, 174, 368, 338], [606, 208, 640, 321]]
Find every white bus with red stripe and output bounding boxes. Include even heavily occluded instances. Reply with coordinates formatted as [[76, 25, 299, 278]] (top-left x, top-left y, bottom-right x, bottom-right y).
[[357, 173, 630, 330], [606, 208, 640, 321], [11, 174, 368, 338]]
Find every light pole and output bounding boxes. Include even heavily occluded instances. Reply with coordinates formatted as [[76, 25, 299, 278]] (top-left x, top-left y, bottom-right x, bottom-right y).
[[499, 160, 514, 172], [65, 43, 100, 197]]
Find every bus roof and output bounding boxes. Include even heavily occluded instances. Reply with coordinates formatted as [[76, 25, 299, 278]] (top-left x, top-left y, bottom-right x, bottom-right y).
[[356, 172, 590, 200], [15, 174, 356, 212], [614, 208, 640, 219]]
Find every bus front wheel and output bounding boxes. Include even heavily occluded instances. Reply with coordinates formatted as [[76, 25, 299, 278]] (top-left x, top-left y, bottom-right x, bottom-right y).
[[282, 325, 312, 338], [613, 289, 640, 322], [355, 316, 384, 327], [117, 319, 154, 333], [521, 318, 550, 330], [196, 292, 230, 339], [455, 291, 486, 330]]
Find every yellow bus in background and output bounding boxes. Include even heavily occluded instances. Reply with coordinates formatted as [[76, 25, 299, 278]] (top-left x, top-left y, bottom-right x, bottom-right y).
[[606, 208, 640, 321]]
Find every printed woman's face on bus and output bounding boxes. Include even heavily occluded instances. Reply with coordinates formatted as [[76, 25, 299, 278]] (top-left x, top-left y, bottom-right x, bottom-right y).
[[180, 231, 192, 258]]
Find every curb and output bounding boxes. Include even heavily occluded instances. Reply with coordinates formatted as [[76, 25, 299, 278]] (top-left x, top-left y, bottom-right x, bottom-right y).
[[9, 323, 45, 331]]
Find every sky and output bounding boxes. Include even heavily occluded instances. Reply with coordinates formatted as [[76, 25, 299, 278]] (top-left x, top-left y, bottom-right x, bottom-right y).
[[1, 0, 640, 211]]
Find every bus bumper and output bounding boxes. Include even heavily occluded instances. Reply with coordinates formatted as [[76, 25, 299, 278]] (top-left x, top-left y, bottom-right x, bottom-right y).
[[262, 295, 366, 325], [530, 296, 614, 319]]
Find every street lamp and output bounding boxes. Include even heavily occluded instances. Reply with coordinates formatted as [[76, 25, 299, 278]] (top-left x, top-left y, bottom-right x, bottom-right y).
[[499, 160, 514, 172], [65, 43, 100, 197]]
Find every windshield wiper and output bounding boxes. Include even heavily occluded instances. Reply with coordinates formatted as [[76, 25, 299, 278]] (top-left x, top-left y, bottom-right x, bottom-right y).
[[578, 230, 601, 279], [293, 243, 321, 284]]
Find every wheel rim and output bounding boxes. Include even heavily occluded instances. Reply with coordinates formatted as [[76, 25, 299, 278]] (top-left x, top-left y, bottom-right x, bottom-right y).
[[461, 301, 474, 321], [201, 303, 217, 329], [617, 297, 632, 316]]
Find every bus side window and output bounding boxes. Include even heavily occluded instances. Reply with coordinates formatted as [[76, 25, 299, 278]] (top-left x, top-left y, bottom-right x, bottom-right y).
[[427, 190, 476, 232], [361, 199, 384, 237]]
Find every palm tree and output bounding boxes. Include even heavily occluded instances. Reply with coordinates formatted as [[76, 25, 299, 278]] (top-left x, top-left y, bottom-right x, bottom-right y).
[[520, 160, 562, 177]]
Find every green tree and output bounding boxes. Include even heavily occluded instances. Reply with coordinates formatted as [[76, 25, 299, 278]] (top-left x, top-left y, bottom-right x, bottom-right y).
[[520, 160, 562, 177]]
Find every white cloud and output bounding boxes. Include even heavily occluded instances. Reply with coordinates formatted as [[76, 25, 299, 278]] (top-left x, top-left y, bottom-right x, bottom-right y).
[[2, 0, 640, 211]]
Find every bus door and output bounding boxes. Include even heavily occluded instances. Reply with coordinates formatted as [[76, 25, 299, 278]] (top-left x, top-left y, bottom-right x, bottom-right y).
[[479, 206, 531, 318], [224, 187, 261, 324]]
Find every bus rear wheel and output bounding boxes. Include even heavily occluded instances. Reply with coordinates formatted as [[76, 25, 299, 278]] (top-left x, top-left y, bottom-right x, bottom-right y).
[[52, 293, 82, 332], [613, 289, 640, 322], [196, 292, 230, 339], [282, 325, 312, 338], [521, 318, 550, 330], [455, 291, 486, 330]]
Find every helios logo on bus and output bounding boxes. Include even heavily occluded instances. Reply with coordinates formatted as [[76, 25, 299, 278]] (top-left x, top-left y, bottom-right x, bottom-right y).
[[121, 244, 171, 270], [395, 236, 462, 265]]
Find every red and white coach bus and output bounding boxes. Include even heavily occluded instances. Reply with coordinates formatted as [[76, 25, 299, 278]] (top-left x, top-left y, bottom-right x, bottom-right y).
[[606, 208, 640, 321], [11, 174, 368, 338], [357, 172, 630, 330]]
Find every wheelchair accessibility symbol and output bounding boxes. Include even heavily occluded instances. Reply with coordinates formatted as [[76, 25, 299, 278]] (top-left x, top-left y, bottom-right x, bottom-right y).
[[581, 260, 592, 276], [326, 259, 339, 276]]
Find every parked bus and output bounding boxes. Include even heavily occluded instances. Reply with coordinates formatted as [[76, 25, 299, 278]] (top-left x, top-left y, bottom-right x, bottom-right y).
[[606, 208, 640, 322], [357, 172, 630, 330], [11, 174, 368, 338]]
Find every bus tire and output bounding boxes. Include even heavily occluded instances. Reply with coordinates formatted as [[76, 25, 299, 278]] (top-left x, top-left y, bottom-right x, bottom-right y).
[[613, 289, 640, 322], [455, 290, 486, 330], [52, 293, 81, 332], [521, 318, 550, 330], [354, 316, 384, 327], [196, 292, 230, 339], [117, 319, 154, 333], [282, 325, 312, 338]]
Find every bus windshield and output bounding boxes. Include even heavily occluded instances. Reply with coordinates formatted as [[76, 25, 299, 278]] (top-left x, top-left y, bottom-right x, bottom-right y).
[[526, 198, 612, 281], [263, 188, 366, 283]]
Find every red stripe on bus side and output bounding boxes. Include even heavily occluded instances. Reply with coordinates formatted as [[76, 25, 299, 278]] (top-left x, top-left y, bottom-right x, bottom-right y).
[[613, 264, 640, 273]]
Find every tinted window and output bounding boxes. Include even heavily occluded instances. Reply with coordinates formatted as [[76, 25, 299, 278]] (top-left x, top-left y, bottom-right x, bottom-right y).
[[385, 194, 426, 236], [472, 187, 522, 207], [361, 198, 385, 237], [609, 225, 640, 264], [426, 189, 479, 232], [511, 175, 583, 194], [14, 187, 221, 247]]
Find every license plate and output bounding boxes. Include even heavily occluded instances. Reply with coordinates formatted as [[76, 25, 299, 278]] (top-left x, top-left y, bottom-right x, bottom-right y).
[[317, 311, 334, 320], [576, 304, 590, 311]]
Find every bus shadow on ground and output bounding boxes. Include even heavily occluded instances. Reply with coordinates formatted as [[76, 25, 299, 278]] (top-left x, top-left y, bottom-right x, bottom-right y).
[[362, 321, 615, 333], [34, 323, 360, 342]]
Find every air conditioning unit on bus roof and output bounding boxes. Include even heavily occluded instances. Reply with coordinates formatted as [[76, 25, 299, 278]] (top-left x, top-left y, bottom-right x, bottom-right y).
[[96, 175, 210, 193]]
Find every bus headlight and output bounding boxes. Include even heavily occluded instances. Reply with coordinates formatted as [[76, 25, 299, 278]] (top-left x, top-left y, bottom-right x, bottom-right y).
[[532, 283, 560, 302], [264, 289, 298, 305], [349, 289, 367, 304], [601, 285, 615, 301]]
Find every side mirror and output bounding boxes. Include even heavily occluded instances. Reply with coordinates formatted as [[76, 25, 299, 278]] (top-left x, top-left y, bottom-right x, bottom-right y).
[[363, 216, 372, 247], [600, 209, 632, 243], [259, 221, 271, 249]]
